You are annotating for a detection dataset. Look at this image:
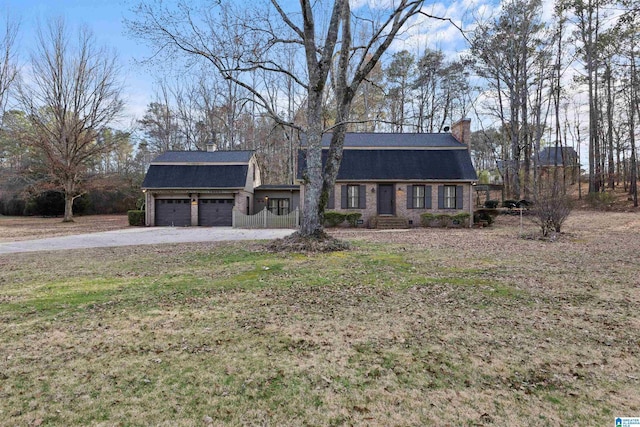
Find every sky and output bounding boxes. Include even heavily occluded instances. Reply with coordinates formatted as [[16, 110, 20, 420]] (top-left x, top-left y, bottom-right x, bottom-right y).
[[4, 0, 577, 145], [4, 0, 155, 127], [4, 0, 493, 128]]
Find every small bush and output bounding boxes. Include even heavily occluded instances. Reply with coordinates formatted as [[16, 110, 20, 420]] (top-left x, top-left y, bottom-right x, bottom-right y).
[[435, 213, 451, 227], [420, 212, 437, 227], [324, 211, 346, 227], [345, 212, 362, 227], [474, 209, 495, 225], [128, 210, 145, 226], [484, 200, 499, 209], [452, 212, 471, 226], [531, 184, 572, 237]]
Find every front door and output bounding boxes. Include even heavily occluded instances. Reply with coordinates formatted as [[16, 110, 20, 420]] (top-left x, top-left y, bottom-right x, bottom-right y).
[[378, 184, 394, 215]]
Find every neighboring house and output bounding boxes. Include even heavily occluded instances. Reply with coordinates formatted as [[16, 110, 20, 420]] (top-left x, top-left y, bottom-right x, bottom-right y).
[[141, 150, 261, 226], [297, 119, 478, 227], [496, 146, 580, 186], [537, 146, 580, 184]]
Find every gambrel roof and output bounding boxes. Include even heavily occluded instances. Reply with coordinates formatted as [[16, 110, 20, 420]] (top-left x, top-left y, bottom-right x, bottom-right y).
[[537, 146, 579, 167], [142, 151, 253, 190], [315, 132, 466, 148], [298, 132, 477, 182], [149, 150, 254, 164]]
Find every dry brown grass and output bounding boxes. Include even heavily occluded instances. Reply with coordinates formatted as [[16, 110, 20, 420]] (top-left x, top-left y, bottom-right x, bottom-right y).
[[0, 215, 128, 242], [0, 210, 639, 426]]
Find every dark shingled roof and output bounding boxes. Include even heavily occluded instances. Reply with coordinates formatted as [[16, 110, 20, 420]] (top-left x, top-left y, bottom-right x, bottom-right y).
[[151, 150, 254, 163], [142, 164, 248, 189], [537, 146, 578, 166], [254, 184, 299, 191], [301, 132, 465, 148], [298, 149, 477, 181]]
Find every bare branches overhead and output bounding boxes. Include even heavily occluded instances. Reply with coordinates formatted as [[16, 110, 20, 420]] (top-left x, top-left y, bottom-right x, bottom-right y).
[[16, 18, 125, 221]]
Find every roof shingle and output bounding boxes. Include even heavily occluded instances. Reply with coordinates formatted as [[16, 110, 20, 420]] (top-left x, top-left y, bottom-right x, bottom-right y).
[[301, 132, 466, 148], [142, 164, 249, 189], [298, 149, 477, 181], [151, 150, 254, 163]]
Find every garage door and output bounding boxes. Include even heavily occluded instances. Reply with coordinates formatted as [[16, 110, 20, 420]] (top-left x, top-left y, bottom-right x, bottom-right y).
[[198, 199, 234, 226], [155, 199, 191, 226]]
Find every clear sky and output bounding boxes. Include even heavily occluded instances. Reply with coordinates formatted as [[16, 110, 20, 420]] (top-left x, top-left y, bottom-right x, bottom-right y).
[[4, 0, 154, 125]]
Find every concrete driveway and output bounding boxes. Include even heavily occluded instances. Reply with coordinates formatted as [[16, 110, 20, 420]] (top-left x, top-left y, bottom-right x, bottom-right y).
[[0, 227, 295, 254]]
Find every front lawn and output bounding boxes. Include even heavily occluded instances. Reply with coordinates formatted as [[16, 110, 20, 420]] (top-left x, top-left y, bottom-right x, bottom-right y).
[[0, 211, 638, 425]]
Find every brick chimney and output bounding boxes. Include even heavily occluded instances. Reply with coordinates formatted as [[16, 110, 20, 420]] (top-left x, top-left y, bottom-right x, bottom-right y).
[[451, 118, 471, 149]]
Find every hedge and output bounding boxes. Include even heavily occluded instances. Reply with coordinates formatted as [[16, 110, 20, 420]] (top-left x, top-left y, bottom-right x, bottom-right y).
[[127, 210, 145, 226], [324, 211, 346, 227], [345, 213, 362, 227]]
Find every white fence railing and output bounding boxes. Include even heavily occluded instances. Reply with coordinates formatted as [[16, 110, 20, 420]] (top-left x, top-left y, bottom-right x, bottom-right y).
[[233, 208, 299, 229]]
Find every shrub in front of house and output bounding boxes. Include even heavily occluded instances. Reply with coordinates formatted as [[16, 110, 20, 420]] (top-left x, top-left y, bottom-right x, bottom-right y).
[[452, 212, 471, 227], [420, 213, 437, 227], [435, 213, 452, 227], [324, 211, 346, 227], [345, 212, 362, 227], [128, 210, 145, 226], [422, 212, 470, 228]]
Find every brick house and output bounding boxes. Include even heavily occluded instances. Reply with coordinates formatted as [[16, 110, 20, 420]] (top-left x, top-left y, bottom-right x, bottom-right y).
[[537, 146, 580, 185], [141, 120, 477, 227], [298, 119, 478, 227]]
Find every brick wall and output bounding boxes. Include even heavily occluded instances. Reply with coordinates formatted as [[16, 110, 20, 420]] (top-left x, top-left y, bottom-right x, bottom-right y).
[[327, 183, 473, 227]]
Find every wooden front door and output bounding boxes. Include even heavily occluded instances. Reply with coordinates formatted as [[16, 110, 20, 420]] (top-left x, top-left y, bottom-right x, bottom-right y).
[[378, 184, 394, 215]]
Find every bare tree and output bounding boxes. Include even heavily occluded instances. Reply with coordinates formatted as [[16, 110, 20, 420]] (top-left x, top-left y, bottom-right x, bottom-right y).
[[129, 0, 433, 238], [385, 50, 415, 132], [471, 0, 548, 200], [17, 18, 124, 222], [531, 180, 573, 237], [566, 0, 611, 194], [0, 14, 19, 124]]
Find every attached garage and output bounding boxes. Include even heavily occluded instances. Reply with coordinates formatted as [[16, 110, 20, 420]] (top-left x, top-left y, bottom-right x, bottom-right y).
[[155, 199, 191, 226], [142, 150, 260, 227], [198, 199, 234, 226]]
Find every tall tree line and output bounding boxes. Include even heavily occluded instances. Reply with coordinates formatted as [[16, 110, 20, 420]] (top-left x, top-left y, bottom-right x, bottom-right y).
[[470, 0, 639, 205]]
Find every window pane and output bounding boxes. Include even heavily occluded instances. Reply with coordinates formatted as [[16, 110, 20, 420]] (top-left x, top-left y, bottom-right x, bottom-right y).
[[280, 199, 290, 215], [348, 185, 359, 209], [268, 198, 278, 213], [444, 186, 456, 209], [413, 185, 425, 208]]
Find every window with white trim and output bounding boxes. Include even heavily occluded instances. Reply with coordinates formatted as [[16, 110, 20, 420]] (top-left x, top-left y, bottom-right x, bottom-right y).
[[443, 185, 457, 209], [347, 185, 359, 209], [412, 185, 425, 208]]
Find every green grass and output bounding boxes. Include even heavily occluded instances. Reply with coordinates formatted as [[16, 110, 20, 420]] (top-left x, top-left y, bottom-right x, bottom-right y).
[[1, 221, 639, 425]]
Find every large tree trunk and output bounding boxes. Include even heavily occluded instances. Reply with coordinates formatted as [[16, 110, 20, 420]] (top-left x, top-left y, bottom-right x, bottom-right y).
[[300, 108, 324, 234], [63, 192, 74, 222], [299, 72, 327, 236]]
